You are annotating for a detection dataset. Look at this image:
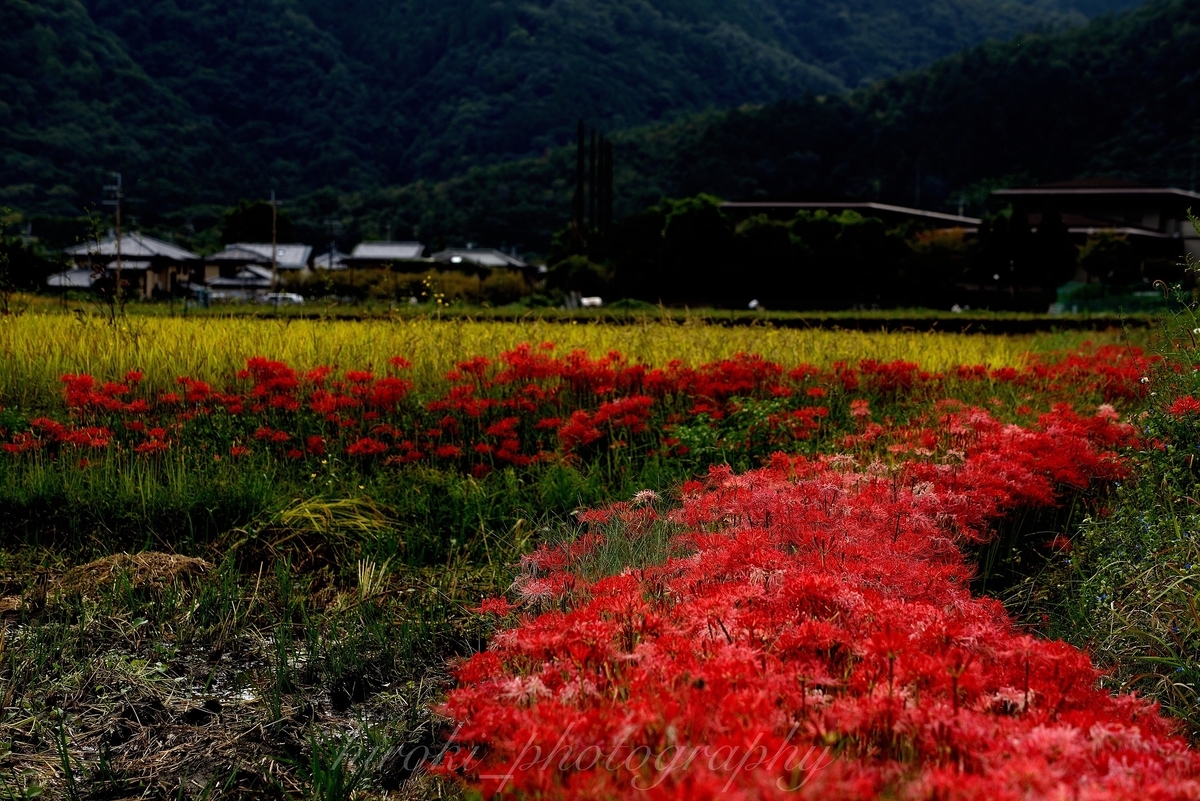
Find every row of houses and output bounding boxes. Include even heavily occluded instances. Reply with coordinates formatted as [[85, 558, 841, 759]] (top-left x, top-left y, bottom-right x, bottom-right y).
[[724, 180, 1200, 262], [50, 239, 530, 300], [49, 180, 1200, 301]]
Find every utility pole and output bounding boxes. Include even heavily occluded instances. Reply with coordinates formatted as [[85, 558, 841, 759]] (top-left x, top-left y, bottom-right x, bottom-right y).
[[574, 119, 586, 241], [269, 189, 279, 292], [324, 218, 344, 282], [102, 172, 124, 303], [601, 136, 614, 236], [588, 128, 598, 230]]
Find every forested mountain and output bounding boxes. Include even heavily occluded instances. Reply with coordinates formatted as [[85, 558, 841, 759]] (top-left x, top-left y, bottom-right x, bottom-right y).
[[295, 0, 1199, 256], [1, 0, 1141, 218]]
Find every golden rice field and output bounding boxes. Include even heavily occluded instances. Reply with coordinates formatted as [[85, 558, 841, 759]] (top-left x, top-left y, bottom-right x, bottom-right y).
[[0, 311, 1130, 407]]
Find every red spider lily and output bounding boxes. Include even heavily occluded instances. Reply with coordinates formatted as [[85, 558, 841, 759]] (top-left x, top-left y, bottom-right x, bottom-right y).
[[557, 411, 603, 451], [305, 365, 335, 385], [435, 407, 1190, 798], [5, 344, 1163, 488], [176, 376, 212, 404], [365, 377, 414, 410], [253, 426, 291, 444], [1168, 395, 1200, 416], [134, 439, 169, 455], [2, 433, 41, 453], [457, 355, 493, 378], [474, 597, 518, 615], [345, 437, 388, 457]]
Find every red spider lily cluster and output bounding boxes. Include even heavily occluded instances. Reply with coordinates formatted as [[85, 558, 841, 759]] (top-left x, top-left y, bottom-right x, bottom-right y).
[[437, 405, 1200, 798], [0, 344, 1157, 475]]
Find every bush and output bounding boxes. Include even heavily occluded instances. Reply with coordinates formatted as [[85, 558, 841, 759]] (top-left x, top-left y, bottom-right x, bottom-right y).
[[286, 268, 530, 305], [544, 255, 611, 296]]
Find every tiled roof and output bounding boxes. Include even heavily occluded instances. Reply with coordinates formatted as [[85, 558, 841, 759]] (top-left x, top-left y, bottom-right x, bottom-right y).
[[994, 185, 1200, 200], [46, 269, 95, 288], [211, 243, 312, 270], [314, 249, 348, 270], [350, 241, 426, 260], [431, 248, 528, 269], [65, 232, 199, 261], [207, 267, 274, 288], [720, 202, 982, 226]]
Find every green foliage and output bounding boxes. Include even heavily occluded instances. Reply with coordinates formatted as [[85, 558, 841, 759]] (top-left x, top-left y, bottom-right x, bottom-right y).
[[543, 255, 611, 297], [289, 0, 1196, 256], [1021, 249, 1200, 737], [220, 200, 294, 246], [0, 209, 65, 312], [581, 200, 951, 309], [1, 0, 1144, 227], [284, 267, 530, 306], [1078, 232, 1138, 285]]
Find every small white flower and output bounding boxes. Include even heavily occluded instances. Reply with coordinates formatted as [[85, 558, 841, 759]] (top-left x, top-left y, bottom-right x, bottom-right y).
[[1140, 377, 1150, 384], [632, 489, 659, 505]]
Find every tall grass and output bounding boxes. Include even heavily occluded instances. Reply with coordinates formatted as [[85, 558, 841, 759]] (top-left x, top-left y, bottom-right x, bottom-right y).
[[0, 312, 1116, 409], [1018, 300, 1200, 737]]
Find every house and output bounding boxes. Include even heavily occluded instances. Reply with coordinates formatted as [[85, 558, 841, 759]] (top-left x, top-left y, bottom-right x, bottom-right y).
[[313, 245, 349, 271], [202, 243, 313, 285], [991, 179, 1200, 260], [45, 270, 96, 290], [205, 265, 275, 300], [344, 241, 428, 271], [59, 231, 199, 299], [430, 247, 528, 273], [720, 201, 982, 231]]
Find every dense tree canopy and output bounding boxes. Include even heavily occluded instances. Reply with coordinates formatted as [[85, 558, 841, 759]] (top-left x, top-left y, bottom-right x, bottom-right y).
[[293, 0, 1197, 256], [1, 0, 1142, 223]]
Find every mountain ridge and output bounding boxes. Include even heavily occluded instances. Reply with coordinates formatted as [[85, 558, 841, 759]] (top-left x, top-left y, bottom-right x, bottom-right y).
[[0, 0, 1144, 216]]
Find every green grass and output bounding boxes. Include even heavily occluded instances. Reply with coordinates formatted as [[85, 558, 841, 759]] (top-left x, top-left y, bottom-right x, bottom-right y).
[[1001, 305, 1200, 739]]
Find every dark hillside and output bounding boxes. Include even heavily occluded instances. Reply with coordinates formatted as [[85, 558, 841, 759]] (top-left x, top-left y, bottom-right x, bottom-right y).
[[0, 0, 222, 214], [0, 0, 1145, 217], [312, 0, 1196, 253]]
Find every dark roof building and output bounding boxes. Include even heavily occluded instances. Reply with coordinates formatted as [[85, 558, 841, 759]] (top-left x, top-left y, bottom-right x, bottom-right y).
[[207, 243, 312, 271], [313, 246, 349, 271], [992, 180, 1200, 259], [720, 201, 982, 230], [201, 243, 312, 291], [347, 241, 427, 268], [206, 265, 275, 299], [64, 231, 200, 263], [59, 232, 198, 298], [431, 247, 528, 270]]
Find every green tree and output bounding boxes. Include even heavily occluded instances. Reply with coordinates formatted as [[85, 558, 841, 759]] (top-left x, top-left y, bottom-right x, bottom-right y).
[[1078, 232, 1138, 286], [221, 201, 294, 246]]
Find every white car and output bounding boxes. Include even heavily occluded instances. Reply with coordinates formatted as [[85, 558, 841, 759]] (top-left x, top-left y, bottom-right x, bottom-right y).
[[261, 292, 305, 305]]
